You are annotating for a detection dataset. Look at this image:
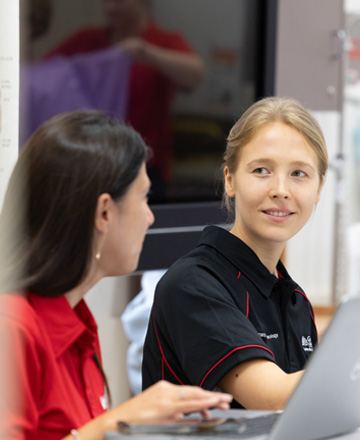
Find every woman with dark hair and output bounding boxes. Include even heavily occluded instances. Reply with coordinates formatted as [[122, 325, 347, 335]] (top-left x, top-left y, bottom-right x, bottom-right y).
[[0, 110, 232, 440]]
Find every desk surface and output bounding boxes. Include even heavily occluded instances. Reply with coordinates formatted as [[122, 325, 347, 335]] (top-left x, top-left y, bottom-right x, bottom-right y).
[[104, 409, 360, 440], [313, 305, 336, 339]]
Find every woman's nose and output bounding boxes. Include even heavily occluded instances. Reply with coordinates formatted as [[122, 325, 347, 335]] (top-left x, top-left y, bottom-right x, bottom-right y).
[[269, 176, 290, 199], [147, 206, 155, 227]]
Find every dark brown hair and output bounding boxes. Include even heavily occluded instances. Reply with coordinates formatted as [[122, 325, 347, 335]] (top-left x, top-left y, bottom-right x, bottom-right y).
[[0, 110, 148, 296]]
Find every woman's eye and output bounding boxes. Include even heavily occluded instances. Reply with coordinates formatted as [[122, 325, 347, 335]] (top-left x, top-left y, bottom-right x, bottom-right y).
[[292, 170, 306, 177], [253, 167, 269, 174]]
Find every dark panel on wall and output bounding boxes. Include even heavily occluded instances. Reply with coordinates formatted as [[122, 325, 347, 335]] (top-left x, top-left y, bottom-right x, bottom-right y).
[[137, 202, 229, 271], [138, 1, 279, 271]]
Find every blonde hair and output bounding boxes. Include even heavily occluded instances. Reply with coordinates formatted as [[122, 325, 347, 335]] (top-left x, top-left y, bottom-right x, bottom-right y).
[[223, 96, 328, 211]]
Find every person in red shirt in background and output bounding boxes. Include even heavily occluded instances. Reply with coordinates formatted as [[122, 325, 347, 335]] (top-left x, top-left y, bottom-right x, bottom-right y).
[[46, 0, 204, 202]]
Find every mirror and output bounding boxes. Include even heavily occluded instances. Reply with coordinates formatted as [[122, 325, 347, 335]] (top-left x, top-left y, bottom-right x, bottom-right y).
[[21, 0, 273, 203]]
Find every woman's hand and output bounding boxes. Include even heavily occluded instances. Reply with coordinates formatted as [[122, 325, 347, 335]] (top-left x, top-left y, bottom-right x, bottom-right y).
[[118, 38, 204, 90], [62, 381, 232, 440], [118, 37, 148, 62], [105, 381, 232, 429]]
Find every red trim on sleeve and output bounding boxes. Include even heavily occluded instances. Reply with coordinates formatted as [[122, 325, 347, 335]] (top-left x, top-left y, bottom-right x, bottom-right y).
[[294, 289, 318, 337], [199, 345, 275, 388], [237, 271, 241, 279], [152, 314, 184, 385]]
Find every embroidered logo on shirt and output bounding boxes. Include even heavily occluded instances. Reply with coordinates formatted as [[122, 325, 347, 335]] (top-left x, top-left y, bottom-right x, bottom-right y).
[[100, 394, 108, 410], [301, 336, 313, 352], [258, 332, 279, 340]]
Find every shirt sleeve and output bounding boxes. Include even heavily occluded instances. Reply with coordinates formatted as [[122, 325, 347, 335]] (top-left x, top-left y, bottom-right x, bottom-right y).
[[152, 265, 276, 390], [0, 313, 42, 440], [144, 23, 196, 55], [162, 31, 195, 54]]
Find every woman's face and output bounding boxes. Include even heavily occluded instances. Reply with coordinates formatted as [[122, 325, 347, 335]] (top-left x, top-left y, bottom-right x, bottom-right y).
[[102, 162, 154, 276], [224, 121, 323, 251]]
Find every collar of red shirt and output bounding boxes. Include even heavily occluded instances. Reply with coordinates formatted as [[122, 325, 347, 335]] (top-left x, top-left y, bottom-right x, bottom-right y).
[[27, 292, 98, 358]]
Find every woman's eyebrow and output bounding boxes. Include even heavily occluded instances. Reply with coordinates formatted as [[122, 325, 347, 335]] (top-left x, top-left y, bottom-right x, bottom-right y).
[[246, 158, 315, 170], [290, 160, 316, 171], [245, 158, 273, 168]]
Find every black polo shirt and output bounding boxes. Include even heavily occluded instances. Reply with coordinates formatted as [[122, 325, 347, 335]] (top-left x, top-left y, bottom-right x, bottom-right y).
[[142, 225, 317, 396]]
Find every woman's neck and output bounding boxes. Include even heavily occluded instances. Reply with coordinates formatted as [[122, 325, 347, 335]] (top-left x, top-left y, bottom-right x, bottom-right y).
[[64, 266, 102, 308], [229, 227, 285, 275], [252, 243, 284, 275]]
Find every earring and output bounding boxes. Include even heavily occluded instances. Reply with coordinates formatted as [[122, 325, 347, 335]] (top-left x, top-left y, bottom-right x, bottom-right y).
[[95, 221, 107, 261]]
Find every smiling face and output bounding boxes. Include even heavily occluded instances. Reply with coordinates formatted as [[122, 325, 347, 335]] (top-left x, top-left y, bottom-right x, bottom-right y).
[[224, 122, 323, 255]]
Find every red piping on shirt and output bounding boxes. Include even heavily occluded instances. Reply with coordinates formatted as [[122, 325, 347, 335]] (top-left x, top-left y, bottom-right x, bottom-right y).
[[246, 291, 249, 318], [152, 314, 184, 385], [294, 289, 318, 337], [199, 345, 275, 388], [237, 272, 249, 318]]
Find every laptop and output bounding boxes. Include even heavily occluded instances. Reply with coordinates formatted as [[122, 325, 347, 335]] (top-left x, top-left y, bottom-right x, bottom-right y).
[[105, 294, 360, 440]]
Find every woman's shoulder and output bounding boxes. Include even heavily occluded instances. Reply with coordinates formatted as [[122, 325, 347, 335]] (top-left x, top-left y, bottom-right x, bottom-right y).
[[0, 291, 33, 312], [0, 292, 41, 335], [64, 26, 109, 41], [45, 27, 110, 58], [143, 21, 194, 52], [156, 250, 232, 305]]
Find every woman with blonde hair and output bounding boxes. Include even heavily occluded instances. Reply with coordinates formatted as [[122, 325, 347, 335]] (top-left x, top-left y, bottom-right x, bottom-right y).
[[142, 96, 328, 410]]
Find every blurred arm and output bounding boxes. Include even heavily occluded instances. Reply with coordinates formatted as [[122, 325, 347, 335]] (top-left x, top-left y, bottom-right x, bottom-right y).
[[120, 37, 205, 91]]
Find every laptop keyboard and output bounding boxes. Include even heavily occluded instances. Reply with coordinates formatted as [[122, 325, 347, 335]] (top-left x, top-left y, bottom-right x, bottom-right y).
[[194, 412, 281, 439], [115, 412, 281, 439]]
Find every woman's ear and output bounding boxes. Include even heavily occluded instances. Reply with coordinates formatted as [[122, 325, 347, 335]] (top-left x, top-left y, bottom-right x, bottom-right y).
[[224, 166, 235, 198], [94, 193, 112, 233]]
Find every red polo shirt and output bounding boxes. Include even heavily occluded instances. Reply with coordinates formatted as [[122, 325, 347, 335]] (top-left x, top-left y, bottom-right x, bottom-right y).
[[45, 22, 195, 182], [0, 292, 106, 440]]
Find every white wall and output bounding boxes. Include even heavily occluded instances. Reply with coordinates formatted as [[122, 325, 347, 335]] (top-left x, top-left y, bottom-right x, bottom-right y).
[[286, 112, 339, 305], [346, 0, 360, 14], [0, 0, 19, 209], [0, 1, 20, 432], [85, 276, 136, 406], [275, 0, 345, 305], [344, 0, 360, 300]]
